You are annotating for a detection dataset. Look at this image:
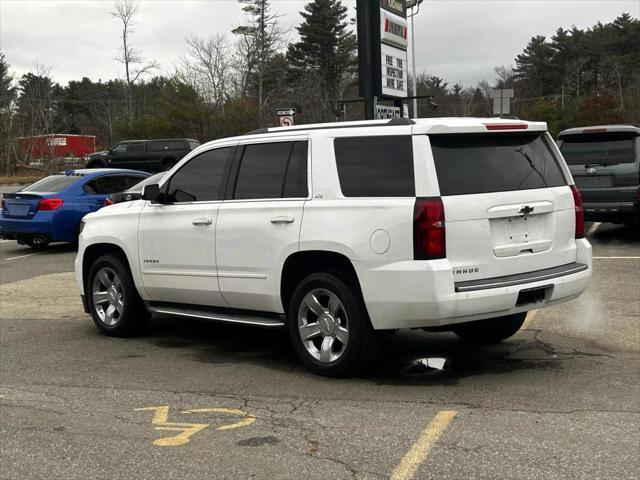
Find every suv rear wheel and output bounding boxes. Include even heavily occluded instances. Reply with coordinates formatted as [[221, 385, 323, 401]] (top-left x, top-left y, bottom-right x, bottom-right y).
[[87, 254, 150, 337], [288, 272, 378, 377], [452, 312, 527, 344]]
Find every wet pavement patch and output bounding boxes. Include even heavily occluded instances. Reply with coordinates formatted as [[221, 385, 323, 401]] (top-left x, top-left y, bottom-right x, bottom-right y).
[[237, 436, 280, 447]]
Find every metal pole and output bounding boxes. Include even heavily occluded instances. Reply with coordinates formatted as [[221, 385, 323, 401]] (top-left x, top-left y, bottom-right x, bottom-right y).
[[411, 11, 418, 118]]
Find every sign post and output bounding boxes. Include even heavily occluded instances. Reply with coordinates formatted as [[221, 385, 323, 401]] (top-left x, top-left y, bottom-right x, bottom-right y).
[[357, 0, 408, 120]]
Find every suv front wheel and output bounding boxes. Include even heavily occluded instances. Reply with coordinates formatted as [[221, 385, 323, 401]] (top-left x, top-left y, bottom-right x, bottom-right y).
[[288, 272, 378, 377], [87, 254, 150, 337]]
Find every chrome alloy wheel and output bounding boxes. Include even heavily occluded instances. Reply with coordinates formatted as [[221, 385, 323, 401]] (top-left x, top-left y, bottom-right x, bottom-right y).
[[298, 289, 349, 363], [92, 267, 125, 327]]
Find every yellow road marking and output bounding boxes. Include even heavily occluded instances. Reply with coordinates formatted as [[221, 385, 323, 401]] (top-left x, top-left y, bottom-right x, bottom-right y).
[[390, 410, 457, 480], [521, 309, 539, 330], [136, 405, 255, 447], [183, 407, 256, 430]]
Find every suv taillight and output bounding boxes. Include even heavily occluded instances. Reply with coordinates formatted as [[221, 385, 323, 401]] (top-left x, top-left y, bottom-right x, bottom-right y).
[[37, 198, 64, 211], [414, 197, 446, 260], [570, 185, 584, 239], [105, 198, 114, 206]]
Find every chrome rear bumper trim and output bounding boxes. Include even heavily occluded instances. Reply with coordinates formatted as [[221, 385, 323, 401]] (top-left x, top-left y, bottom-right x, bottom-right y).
[[454, 262, 588, 293]]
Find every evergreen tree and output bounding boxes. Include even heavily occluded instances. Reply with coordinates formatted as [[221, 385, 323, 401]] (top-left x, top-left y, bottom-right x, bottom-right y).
[[232, 0, 284, 122], [287, 0, 356, 118]]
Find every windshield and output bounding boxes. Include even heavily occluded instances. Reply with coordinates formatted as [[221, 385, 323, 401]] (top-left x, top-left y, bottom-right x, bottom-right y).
[[23, 174, 80, 192], [126, 172, 166, 193], [559, 132, 637, 165], [430, 132, 567, 196]]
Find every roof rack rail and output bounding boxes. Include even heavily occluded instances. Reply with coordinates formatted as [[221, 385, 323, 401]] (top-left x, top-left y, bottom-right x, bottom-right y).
[[243, 117, 415, 136]]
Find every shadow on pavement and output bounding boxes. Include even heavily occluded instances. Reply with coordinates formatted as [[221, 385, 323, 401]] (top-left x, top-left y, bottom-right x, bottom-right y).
[[141, 316, 562, 382]]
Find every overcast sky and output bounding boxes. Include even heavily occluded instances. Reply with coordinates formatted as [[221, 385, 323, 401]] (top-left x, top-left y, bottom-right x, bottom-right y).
[[1, 0, 638, 89]]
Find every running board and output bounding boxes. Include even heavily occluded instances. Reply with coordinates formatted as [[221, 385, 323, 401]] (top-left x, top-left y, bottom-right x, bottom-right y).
[[146, 303, 286, 329]]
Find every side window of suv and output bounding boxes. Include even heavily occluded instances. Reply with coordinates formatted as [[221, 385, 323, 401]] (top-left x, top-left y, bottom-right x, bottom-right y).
[[166, 147, 233, 202], [233, 141, 308, 200], [334, 136, 415, 197]]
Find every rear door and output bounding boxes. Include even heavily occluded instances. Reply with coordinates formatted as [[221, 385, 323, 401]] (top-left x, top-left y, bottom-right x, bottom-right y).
[[429, 131, 575, 282], [215, 138, 309, 313], [559, 130, 639, 205]]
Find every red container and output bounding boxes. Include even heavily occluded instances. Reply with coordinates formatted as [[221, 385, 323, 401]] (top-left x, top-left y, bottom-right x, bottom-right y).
[[18, 134, 96, 160]]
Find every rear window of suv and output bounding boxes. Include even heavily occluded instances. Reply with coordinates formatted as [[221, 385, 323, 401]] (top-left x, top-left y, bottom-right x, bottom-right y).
[[559, 132, 637, 165], [430, 133, 567, 196], [334, 136, 415, 197]]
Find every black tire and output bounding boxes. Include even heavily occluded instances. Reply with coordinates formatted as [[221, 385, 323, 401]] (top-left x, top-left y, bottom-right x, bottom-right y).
[[452, 312, 527, 344], [86, 253, 150, 337], [86, 160, 106, 168], [161, 159, 176, 171], [287, 272, 378, 377]]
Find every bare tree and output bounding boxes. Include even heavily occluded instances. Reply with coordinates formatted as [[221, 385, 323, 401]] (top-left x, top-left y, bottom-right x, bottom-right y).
[[232, 0, 286, 123], [179, 34, 231, 110], [110, 0, 158, 123]]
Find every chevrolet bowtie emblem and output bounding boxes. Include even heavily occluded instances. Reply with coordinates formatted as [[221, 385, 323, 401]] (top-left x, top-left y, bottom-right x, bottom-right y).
[[519, 205, 534, 215]]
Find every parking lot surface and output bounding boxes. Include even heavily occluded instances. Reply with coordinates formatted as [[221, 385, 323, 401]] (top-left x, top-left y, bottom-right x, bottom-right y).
[[1, 223, 638, 479]]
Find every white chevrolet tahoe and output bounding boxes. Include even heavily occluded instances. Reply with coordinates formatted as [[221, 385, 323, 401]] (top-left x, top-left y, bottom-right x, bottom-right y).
[[75, 118, 592, 376]]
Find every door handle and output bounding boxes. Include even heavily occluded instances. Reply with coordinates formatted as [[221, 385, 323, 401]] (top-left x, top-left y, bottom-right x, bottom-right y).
[[270, 216, 295, 224], [192, 217, 212, 226]]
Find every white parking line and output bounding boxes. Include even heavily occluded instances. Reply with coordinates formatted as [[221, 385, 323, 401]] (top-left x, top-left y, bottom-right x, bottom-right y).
[[587, 222, 601, 235], [4, 252, 41, 261]]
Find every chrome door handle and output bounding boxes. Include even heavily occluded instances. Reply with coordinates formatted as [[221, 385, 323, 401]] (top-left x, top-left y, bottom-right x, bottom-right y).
[[192, 217, 212, 226], [270, 216, 295, 224]]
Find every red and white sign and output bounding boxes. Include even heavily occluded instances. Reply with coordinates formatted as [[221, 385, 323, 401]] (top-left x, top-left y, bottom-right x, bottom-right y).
[[380, 11, 408, 48]]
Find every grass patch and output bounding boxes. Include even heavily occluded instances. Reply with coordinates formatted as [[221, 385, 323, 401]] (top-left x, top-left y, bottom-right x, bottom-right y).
[[0, 175, 45, 185]]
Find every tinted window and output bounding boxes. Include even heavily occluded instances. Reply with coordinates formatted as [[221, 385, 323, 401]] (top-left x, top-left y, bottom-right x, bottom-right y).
[[112, 143, 127, 154], [167, 147, 232, 202], [148, 141, 169, 152], [234, 142, 293, 200], [127, 172, 166, 193], [283, 141, 308, 198], [431, 133, 567, 196], [96, 176, 138, 194], [169, 141, 186, 149], [334, 136, 415, 197], [25, 175, 79, 192], [559, 132, 637, 165], [127, 142, 145, 155], [188, 140, 200, 150]]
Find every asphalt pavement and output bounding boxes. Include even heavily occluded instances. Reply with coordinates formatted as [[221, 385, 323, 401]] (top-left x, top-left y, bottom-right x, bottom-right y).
[[0, 223, 638, 479]]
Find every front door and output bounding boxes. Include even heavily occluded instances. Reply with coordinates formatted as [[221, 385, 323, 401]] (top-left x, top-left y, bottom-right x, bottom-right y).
[[216, 138, 310, 313], [138, 145, 236, 306]]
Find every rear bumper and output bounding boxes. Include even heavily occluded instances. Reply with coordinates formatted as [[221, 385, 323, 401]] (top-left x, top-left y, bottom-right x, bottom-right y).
[[583, 201, 639, 222], [0, 212, 78, 242], [355, 238, 592, 330], [0, 216, 53, 239]]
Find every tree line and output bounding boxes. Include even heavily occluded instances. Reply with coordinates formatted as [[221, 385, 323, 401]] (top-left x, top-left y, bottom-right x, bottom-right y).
[[0, 0, 638, 175]]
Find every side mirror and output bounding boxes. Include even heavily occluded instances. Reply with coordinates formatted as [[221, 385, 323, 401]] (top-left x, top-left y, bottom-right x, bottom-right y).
[[141, 184, 161, 202]]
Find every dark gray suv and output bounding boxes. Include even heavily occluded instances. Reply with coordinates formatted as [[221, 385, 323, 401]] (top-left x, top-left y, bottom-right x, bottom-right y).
[[558, 125, 639, 224]]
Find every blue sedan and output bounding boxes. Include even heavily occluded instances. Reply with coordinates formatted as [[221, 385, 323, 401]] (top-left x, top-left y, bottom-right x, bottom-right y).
[[0, 169, 149, 248]]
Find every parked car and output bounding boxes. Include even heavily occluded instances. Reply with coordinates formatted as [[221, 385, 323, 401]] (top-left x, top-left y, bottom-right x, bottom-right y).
[[86, 139, 200, 172], [0, 169, 149, 248], [557, 124, 639, 224], [108, 172, 167, 205], [75, 118, 592, 376]]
